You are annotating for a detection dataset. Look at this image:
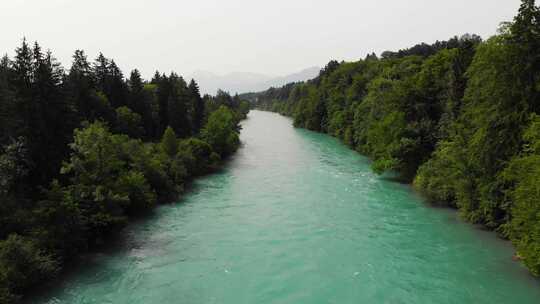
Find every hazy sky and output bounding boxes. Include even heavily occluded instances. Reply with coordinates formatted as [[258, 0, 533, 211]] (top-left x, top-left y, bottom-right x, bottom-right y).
[[1, 0, 522, 79]]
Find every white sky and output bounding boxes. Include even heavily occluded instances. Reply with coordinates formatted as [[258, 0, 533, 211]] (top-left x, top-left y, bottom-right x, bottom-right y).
[[1, 0, 522, 79]]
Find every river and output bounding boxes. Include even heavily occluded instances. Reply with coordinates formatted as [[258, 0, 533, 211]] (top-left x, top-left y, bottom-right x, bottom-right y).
[[34, 110, 540, 303]]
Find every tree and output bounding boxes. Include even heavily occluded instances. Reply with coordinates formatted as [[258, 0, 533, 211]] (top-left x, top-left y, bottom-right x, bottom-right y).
[[12, 38, 32, 100], [155, 73, 170, 134], [66, 49, 114, 123], [503, 114, 540, 275], [201, 106, 240, 156], [179, 138, 217, 175], [161, 126, 178, 158], [0, 55, 19, 144], [60, 122, 130, 240], [0, 234, 59, 300], [141, 83, 160, 139], [92, 54, 127, 108], [115, 106, 144, 138], [0, 138, 32, 239], [128, 69, 144, 112], [167, 74, 191, 137], [93, 52, 110, 94], [107, 60, 128, 108], [189, 79, 205, 133], [509, 0, 540, 114], [30, 43, 73, 185]]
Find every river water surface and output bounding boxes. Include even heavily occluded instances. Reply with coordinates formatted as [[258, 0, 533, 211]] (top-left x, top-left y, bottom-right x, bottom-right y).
[[35, 110, 540, 303]]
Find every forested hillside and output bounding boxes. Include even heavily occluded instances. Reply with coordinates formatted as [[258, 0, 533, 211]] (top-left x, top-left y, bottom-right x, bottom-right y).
[[246, 0, 540, 276], [0, 40, 248, 303]]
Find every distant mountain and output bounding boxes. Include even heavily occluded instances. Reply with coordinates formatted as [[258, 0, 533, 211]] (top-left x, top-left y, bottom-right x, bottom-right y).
[[257, 67, 321, 92], [191, 67, 320, 95]]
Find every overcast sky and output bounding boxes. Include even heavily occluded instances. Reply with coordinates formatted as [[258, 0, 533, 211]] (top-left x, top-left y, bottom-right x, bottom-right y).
[[1, 0, 522, 79]]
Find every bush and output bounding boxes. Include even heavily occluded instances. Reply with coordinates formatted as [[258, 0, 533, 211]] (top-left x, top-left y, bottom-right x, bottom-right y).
[[179, 138, 215, 175], [161, 126, 178, 158], [115, 106, 144, 138], [0, 235, 59, 300], [116, 170, 156, 214], [202, 106, 240, 157]]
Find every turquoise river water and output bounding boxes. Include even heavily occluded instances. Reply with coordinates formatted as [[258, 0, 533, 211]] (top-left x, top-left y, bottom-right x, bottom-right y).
[[34, 110, 540, 303]]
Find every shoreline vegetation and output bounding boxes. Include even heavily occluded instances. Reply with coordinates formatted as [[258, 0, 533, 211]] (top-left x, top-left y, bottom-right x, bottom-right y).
[[0, 39, 249, 303], [245, 1, 540, 277]]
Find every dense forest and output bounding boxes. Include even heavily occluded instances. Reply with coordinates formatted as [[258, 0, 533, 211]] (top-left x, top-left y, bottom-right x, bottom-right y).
[[0, 39, 249, 303], [246, 0, 540, 277]]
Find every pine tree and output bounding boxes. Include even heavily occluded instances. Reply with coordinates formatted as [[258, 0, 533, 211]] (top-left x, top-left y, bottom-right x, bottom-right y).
[[92, 54, 127, 108], [0, 55, 19, 144], [30, 43, 71, 185], [12, 38, 32, 96], [128, 69, 144, 112], [93, 52, 109, 94], [67, 50, 93, 120], [66, 50, 114, 123], [107, 60, 128, 108], [71, 50, 92, 79], [510, 0, 540, 113], [167, 75, 191, 138], [156, 73, 170, 135], [10, 39, 35, 186], [189, 79, 205, 133], [129, 69, 143, 94], [151, 70, 161, 84], [128, 69, 156, 138]]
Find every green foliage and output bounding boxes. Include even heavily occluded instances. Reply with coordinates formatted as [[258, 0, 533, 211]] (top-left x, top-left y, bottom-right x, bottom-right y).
[[0, 138, 30, 195], [189, 79, 205, 133], [61, 122, 136, 239], [202, 106, 240, 157], [502, 114, 540, 275], [115, 106, 144, 138], [179, 138, 219, 176], [166, 75, 192, 138], [31, 181, 85, 257], [161, 126, 178, 158], [236, 100, 250, 120], [414, 140, 466, 207], [0, 138, 32, 240], [0, 234, 59, 300]]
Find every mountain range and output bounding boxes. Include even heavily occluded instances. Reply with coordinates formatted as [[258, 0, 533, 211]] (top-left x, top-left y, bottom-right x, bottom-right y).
[[190, 67, 320, 95]]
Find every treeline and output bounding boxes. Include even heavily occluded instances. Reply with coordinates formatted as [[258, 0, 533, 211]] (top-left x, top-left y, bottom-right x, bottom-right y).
[[247, 1, 540, 276], [0, 40, 249, 303]]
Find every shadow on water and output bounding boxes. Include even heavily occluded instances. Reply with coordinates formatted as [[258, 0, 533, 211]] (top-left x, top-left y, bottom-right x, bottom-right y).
[[378, 172, 409, 184]]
